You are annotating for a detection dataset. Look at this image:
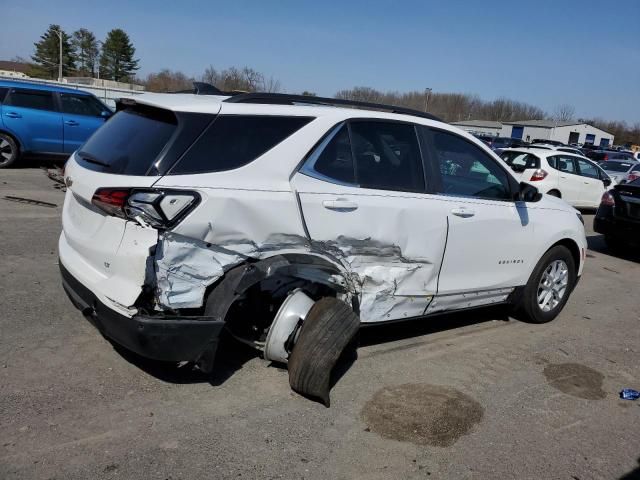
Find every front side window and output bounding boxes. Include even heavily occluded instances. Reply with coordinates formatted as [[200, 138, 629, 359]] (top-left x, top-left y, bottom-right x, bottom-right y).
[[0, 87, 8, 103], [61, 93, 105, 116], [171, 115, 313, 175], [576, 159, 599, 179], [349, 121, 425, 192], [7, 88, 55, 111], [431, 129, 512, 200]]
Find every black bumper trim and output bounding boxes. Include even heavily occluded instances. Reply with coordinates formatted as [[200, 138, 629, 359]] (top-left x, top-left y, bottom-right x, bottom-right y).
[[60, 263, 224, 362]]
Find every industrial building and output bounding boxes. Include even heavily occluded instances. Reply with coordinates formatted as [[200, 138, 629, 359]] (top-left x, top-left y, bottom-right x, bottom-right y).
[[452, 119, 614, 146]]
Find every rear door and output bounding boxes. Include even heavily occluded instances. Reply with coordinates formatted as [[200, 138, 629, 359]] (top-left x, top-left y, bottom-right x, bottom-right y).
[[292, 120, 449, 323], [422, 127, 534, 310], [59, 92, 109, 153], [575, 157, 606, 207], [553, 155, 582, 204], [3, 87, 62, 153]]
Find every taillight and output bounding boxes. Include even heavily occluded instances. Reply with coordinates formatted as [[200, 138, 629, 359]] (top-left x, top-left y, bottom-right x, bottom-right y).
[[603, 154, 608, 161], [529, 169, 548, 181], [627, 173, 639, 182], [91, 188, 200, 228], [600, 191, 615, 207]]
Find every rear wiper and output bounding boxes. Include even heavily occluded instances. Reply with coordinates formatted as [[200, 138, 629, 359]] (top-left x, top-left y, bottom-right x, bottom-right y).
[[78, 151, 111, 168]]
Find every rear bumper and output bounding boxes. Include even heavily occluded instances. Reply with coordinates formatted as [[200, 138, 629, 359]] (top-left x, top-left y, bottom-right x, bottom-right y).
[[60, 262, 224, 362], [594, 213, 640, 246]]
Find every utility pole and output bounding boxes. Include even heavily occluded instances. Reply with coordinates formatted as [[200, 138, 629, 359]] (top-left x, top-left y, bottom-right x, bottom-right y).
[[53, 28, 63, 82], [424, 87, 432, 112]]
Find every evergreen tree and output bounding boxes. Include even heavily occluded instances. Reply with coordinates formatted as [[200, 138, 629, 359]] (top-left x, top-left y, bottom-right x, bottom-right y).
[[31, 24, 75, 79], [99, 29, 139, 82], [72, 28, 99, 77]]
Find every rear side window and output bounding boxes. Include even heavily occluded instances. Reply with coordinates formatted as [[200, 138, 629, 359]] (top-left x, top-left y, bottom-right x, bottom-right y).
[[7, 88, 55, 111], [78, 107, 177, 175], [311, 124, 355, 184], [500, 151, 540, 172], [349, 121, 425, 192], [170, 115, 313, 175]]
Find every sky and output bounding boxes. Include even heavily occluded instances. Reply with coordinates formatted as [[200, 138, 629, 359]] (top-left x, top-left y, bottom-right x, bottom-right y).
[[1, 0, 639, 123]]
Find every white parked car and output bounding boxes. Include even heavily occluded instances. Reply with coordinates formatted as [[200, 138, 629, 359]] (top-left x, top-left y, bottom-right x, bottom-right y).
[[599, 159, 640, 184], [59, 91, 587, 403], [528, 144, 586, 157], [500, 148, 614, 208]]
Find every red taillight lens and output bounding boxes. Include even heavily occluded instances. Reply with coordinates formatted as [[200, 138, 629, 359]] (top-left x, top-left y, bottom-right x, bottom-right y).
[[91, 188, 199, 228], [600, 191, 615, 206], [627, 173, 639, 182], [603, 154, 608, 161], [91, 188, 130, 217], [529, 169, 548, 181]]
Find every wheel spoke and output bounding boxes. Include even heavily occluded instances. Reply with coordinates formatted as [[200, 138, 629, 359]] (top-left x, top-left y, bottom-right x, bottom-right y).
[[537, 259, 569, 312]]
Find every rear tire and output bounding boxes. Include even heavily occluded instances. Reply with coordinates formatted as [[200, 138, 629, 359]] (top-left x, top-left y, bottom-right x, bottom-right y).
[[0, 133, 19, 168], [288, 297, 360, 406], [517, 245, 576, 324]]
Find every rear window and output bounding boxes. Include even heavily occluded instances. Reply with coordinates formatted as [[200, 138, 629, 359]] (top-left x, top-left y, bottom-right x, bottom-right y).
[[170, 115, 313, 175], [600, 161, 634, 172], [78, 107, 177, 175], [500, 151, 540, 172]]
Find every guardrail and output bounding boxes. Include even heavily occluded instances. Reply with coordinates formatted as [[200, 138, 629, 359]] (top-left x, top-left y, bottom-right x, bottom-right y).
[[0, 75, 146, 108]]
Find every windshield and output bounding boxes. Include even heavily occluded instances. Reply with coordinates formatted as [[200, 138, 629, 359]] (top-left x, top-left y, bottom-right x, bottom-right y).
[[600, 161, 635, 172], [500, 151, 540, 172], [78, 107, 178, 175]]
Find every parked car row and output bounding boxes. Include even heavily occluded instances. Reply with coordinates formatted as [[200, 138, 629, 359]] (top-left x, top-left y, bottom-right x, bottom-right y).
[[0, 79, 111, 168]]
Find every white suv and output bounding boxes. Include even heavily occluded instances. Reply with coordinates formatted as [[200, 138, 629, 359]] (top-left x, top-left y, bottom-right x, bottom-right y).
[[500, 147, 613, 208], [59, 92, 587, 404]]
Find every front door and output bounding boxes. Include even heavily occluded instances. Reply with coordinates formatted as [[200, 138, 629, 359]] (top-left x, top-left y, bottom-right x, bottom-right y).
[[3, 87, 62, 153], [553, 155, 582, 205], [421, 127, 534, 311], [59, 92, 108, 153], [292, 121, 449, 323]]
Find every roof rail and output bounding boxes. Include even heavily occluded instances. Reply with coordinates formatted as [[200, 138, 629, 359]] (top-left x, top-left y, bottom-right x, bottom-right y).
[[223, 92, 441, 121]]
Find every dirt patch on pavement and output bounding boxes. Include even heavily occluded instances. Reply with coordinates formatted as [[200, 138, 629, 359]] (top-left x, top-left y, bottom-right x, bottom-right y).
[[543, 363, 606, 400], [361, 384, 483, 447]]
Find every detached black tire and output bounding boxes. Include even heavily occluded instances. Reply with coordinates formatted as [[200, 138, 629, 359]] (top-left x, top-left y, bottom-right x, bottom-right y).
[[517, 245, 576, 324], [288, 297, 360, 407], [0, 133, 19, 168]]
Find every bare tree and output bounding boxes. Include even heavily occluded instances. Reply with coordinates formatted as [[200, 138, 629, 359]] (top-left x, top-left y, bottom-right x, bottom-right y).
[[143, 69, 194, 92], [553, 104, 576, 122]]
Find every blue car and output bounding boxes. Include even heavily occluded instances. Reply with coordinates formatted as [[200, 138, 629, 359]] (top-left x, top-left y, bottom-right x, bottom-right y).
[[0, 80, 111, 168]]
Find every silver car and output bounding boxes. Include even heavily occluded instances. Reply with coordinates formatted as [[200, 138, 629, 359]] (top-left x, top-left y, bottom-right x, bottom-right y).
[[599, 160, 640, 184]]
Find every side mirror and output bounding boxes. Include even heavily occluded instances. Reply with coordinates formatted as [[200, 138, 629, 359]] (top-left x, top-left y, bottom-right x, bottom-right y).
[[100, 110, 112, 119], [516, 182, 542, 202], [602, 177, 612, 187]]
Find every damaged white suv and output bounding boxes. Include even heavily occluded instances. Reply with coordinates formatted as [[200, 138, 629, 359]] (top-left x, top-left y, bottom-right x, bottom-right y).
[[60, 91, 587, 404]]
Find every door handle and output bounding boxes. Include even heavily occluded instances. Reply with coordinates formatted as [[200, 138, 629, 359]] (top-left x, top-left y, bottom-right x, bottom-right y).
[[65, 120, 79, 126], [322, 199, 358, 211], [451, 207, 475, 218], [4, 112, 21, 118]]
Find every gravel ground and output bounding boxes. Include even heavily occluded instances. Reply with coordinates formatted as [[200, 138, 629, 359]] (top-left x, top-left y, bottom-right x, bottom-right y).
[[1, 168, 639, 480]]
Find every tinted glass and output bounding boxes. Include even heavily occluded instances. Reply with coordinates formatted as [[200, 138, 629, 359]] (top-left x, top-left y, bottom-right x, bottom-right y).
[[171, 115, 312, 175], [0, 87, 8, 103], [78, 107, 177, 175], [431, 129, 511, 200], [600, 161, 634, 172], [350, 121, 425, 192], [500, 151, 540, 171], [631, 164, 640, 172], [311, 124, 355, 184], [577, 159, 599, 178], [8, 89, 54, 111], [61, 93, 105, 116]]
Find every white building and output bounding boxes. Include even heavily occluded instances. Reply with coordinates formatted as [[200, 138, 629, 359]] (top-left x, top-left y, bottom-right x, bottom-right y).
[[500, 120, 614, 147], [450, 120, 502, 136]]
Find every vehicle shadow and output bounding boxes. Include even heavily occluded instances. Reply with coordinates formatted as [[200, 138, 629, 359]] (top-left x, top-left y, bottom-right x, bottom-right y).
[[619, 457, 640, 480], [587, 234, 639, 263], [110, 306, 510, 388]]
